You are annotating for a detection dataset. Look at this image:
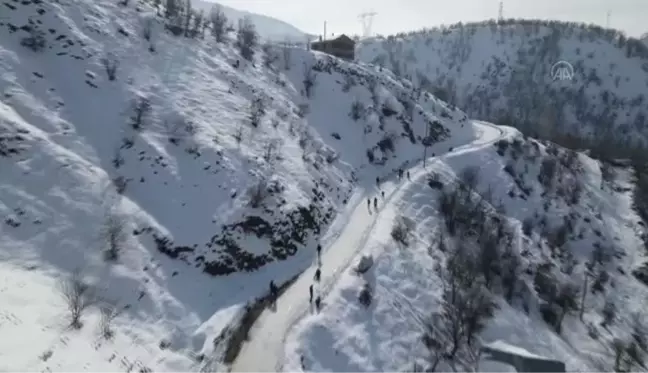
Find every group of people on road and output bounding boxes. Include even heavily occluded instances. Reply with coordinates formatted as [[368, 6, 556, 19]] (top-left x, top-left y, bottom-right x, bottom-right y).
[[370, 168, 411, 212], [270, 168, 415, 315], [309, 244, 322, 311]]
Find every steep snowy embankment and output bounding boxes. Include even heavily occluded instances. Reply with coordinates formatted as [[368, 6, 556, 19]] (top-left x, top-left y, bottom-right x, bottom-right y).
[[0, 0, 475, 371]]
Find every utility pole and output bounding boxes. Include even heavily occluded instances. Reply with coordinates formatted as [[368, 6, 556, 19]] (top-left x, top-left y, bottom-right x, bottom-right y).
[[606, 10, 610, 28], [498, 1, 504, 22]]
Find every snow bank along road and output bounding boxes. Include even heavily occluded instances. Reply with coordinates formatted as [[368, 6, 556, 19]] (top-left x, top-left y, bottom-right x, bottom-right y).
[[230, 121, 509, 372]]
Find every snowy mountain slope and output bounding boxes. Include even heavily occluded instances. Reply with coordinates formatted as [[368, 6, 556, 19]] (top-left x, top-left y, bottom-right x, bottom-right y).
[[0, 0, 475, 371], [283, 127, 648, 372], [232, 120, 507, 372], [191, 0, 311, 42], [357, 20, 648, 153]]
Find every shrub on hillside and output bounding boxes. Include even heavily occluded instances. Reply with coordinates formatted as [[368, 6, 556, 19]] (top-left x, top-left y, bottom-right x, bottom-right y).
[[350, 100, 365, 121], [101, 53, 120, 81], [391, 216, 411, 246], [358, 282, 372, 307], [21, 28, 46, 52]]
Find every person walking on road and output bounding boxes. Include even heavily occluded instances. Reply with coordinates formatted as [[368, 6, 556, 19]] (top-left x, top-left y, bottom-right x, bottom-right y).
[[381, 190, 385, 199], [373, 197, 378, 209], [407, 171, 411, 180], [315, 296, 321, 311], [309, 284, 314, 303], [314, 268, 321, 282], [376, 176, 380, 186], [367, 198, 371, 209], [316, 244, 321, 259], [398, 169, 403, 180]]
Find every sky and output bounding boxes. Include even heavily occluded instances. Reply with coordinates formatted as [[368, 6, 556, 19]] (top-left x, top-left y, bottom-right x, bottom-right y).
[[207, 0, 647, 38]]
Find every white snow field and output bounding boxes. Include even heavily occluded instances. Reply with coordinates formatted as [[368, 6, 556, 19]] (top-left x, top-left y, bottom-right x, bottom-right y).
[[0, 0, 478, 371], [231, 120, 507, 372], [282, 127, 648, 372]]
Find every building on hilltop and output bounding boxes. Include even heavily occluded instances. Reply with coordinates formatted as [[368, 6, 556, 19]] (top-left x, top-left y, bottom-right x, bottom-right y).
[[311, 34, 355, 60]]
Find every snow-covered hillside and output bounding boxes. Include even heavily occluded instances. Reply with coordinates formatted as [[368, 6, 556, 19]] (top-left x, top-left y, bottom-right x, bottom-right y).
[[191, 0, 311, 42], [358, 20, 648, 155], [283, 127, 648, 372], [0, 0, 475, 371]]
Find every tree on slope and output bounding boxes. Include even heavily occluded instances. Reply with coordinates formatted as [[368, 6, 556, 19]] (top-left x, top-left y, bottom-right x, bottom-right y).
[[191, 9, 204, 38], [209, 5, 228, 42], [237, 17, 258, 61]]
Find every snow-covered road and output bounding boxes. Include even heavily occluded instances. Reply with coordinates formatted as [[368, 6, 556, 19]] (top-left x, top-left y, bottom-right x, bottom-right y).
[[230, 121, 508, 372]]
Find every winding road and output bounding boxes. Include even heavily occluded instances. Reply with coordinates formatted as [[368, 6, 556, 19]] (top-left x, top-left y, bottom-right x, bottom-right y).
[[230, 121, 510, 372]]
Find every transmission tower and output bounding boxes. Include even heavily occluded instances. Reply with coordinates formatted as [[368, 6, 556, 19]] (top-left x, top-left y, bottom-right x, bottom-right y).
[[358, 11, 377, 38], [498, 1, 504, 22], [606, 10, 610, 28]]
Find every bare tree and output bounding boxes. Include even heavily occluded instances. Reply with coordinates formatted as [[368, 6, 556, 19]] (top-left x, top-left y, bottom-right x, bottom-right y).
[[233, 125, 243, 144], [191, 9, 204, 38], [249, 97, 265, 127], [58, 270, 96, 329], [98, 302, 120, 339], [209, 5, 228, 42], [101, 210, 128, 262], [130, 95, 152, 131], [263, 139, 279, 164], [500, 245, 521, 303], [282, 42, 291, 70], [247, 177, 269, 208], [262, 43, 278, 68], [430, 243, 490, 360], [303, 64, 316, 98], [183, 0, 193, 37], [601, 299, 616, 328], [101, 53, 119, 81], [236, 17, 258, 61], [459, 166, 480, 191], [142, 16, 154, 41]]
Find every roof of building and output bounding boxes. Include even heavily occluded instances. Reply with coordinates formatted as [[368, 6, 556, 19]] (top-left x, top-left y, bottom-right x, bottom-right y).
[[312, 34, 355, 45]]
